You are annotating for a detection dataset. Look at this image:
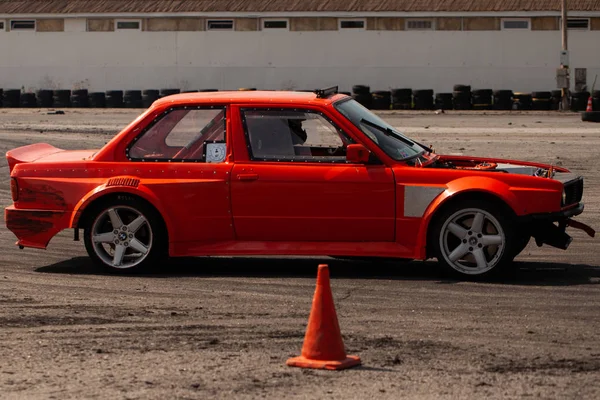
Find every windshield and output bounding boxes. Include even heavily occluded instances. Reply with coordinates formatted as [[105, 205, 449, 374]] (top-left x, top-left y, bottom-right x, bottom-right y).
[[334, 98, 425, 161]]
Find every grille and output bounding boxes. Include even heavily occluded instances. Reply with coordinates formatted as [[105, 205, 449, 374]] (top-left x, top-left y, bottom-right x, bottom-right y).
[[563, 177, 583, 206], [107, 177, 140, 188]]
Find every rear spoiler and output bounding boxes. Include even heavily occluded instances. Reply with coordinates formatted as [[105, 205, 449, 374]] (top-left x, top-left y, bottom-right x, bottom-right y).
[[6, 143, 63, 173]]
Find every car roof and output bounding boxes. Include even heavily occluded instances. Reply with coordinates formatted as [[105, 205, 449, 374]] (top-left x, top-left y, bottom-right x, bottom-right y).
[[153, 90, 348, 107]]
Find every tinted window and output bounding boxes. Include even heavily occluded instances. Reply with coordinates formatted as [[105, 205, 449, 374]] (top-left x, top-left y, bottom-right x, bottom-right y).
[[264, 20, 287, 29], [129, 108, 226, 162]]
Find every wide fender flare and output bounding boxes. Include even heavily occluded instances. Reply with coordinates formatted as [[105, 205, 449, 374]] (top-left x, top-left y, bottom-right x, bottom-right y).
[[69, 182, 175, 236], [415, 176, 521, 258]]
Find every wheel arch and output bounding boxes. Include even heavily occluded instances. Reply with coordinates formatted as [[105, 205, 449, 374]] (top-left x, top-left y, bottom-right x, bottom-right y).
[[416, 180, 520, 260], [71, 186, 172, 247]]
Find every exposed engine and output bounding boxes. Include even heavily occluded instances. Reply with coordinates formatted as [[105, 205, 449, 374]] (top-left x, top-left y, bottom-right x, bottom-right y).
[[427, 157, 553, 178]]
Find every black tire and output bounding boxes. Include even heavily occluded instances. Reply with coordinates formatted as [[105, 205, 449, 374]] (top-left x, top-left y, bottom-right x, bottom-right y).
[[3, 89, 21, 108], [83, 196, 167, 273], [453, 84, 471, 93], [199, 89, 219, 92], [37, 90, 54, 107], [353, 93, 372, 109], [160, 88, 181, 97], [142, 89, 160, 97], [89, 92, 106, 108], [53, 90, 71, 107], [472, 89, 493, 97], [531, 91, 552, 100], [352, 85, 370, 95], [430, 199, 516, 280], [493, 90, 513, 97], [581, 111, 600, 122], [20, 93, 37, 108]]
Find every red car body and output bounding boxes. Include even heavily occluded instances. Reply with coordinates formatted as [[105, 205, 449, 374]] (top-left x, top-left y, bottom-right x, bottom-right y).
[[4, 90, 595, 277]]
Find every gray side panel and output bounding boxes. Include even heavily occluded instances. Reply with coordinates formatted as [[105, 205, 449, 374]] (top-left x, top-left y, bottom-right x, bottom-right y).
[[403, 185, 445, 218]]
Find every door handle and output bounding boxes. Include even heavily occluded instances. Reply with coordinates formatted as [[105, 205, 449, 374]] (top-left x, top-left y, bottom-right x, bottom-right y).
[[237, 173, 259, 181]]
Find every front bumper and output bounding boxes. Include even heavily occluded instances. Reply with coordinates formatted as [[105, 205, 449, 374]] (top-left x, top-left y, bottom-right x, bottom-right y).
[[4, 206, 70, 249], [518, 203, 595, 250]]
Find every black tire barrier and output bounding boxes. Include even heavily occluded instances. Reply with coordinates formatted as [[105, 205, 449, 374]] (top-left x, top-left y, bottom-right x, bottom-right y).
[[570, 91, 590, 111], [71, 89, 89, 108], [53, 90, 71, 107], [3, 89, 21, 108], [238, 88, 256, 91], [493, 90, 514, 97], [37, 89, 53, 107], [391, 88, 412, 109], [124, 90, 143, 108], [142, 89, 160, 108], [531, 91, 552, 100], [434, 93, 453, 110], [142, 89, 160, 97], [371, 90, 391, 110], [581, 111, 600, 122], [492, 90, 513, 110], [0, 89, 3, 107], [353, 93, 372, 109], [472, 89, 493, 97], [352, 85, 370, 96], [413, 89, 434, 110], [452, 91, 472, 110], [199, 89, 219, 92], [513, 93, 533, 110], [89, 92, 106, 108], [160, 89, 180, 97], [106, 90, 124, 108], [532, 98, 551, 110], [20, 92, 37, 108], [550, 90, 562, 110], [340, 91, 351, 96], [453, 84, 471, 93]]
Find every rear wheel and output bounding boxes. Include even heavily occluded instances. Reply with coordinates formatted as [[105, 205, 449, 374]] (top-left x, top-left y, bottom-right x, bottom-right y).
[[83, 197, 166, 272], [432, 200, 516, 279]]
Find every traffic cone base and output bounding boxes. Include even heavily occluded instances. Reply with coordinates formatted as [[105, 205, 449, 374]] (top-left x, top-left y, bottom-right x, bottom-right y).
[[286, 264, 361, 371], [286, 355, 361, 371], [586, 96, 593, 112]]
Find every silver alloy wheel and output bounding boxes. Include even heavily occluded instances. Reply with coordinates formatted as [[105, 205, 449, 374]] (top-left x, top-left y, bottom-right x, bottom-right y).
[[439, 208, 506, 275], [90, 206, 153, 269]]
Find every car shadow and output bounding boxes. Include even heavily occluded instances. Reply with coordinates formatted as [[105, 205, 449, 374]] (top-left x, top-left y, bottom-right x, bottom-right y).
[[34, 256, 600, 286]]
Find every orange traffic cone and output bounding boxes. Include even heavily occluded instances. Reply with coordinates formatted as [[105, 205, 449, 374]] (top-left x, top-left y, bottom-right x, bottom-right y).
[[586, 96, 593, 112], [286, 264, 361, 370]]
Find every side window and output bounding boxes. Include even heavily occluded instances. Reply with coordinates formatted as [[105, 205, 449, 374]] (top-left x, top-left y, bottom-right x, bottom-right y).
[[241, 109, 353, 162], [128, 107, 226, 162]]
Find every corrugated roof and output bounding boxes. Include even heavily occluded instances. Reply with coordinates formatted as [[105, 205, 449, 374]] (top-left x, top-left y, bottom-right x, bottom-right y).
[[1, 0, 600, 14]]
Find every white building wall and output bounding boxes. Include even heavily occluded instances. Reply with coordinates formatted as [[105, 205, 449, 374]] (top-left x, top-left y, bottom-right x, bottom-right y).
[[0, 29, 598, 92]]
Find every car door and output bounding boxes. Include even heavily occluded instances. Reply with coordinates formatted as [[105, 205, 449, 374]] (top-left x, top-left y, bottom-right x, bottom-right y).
[[127, 105, 234, 244], [230, 107, 395, 242]]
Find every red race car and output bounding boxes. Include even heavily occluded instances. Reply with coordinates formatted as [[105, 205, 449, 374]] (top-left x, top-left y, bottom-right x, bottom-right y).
[[5, 87, 595, 278]]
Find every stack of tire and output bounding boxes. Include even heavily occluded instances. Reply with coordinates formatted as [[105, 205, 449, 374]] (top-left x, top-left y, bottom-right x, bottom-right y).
[[592, 90, 600, 111], [371, 90, 391, 110], [434, 93, 453, 110], [106, 90, 124, 108], [199, 89, 219, 92], [471, 89, 493, 110], [531, 91, 552, 110], [391, 89, 412, 109], [570, 91, 590, 112], [3, 89, 21, 107], [124, 90, 143, 108], [71, 89, 89, 108], [452, 85, 472, 110], [160, 88, 180, 98], [89, 92, 106, 108], [53, 90, 71, 107], [37, 90, 54, 107], [20, 93, 37, 108], [352, 85, 372, 109], [142, 90, 160, 107], [513, 93, 533, 110], [412, 90, 434, 110], [492, 90, 513, 110], [550, 90, 562, 110]]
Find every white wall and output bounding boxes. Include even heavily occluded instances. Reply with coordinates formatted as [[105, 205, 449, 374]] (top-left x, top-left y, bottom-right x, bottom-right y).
[[0, 29, 598, 93]]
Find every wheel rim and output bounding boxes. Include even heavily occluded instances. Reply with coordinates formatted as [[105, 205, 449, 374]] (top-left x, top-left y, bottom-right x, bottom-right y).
[[439, 208, 506, 275], [90, 206, 153, 269]]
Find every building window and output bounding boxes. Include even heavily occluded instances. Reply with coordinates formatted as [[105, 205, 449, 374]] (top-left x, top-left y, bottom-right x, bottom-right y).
[[0, 21, 4, 31], [339, 19, 365, 30], [502, 19, 530, 30], [116, 20, 141, 31], [262, 19, 288, 30], [406, 19, 433, 30], [10, 20, 36, 31], [567, 18, 590, 30], [207, 20, 234, 31]]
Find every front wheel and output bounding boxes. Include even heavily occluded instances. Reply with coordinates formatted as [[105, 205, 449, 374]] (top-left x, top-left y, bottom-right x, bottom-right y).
[[83, 197, 166, 272], [431, 200, 516, 279]]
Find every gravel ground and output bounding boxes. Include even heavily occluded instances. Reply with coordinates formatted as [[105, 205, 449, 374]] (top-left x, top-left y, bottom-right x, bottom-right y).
[[0, 108, 599, 399]]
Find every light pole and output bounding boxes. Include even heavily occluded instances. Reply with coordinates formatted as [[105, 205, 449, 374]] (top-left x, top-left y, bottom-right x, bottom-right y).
[[561, 0, 570, 111]]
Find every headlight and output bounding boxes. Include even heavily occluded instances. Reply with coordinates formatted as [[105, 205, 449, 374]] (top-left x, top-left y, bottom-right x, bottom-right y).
[[561, 188, 567, 206]]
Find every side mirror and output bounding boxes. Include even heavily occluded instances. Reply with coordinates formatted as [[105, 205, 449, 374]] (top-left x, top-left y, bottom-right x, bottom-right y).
[[346, 144, 371, 163]]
